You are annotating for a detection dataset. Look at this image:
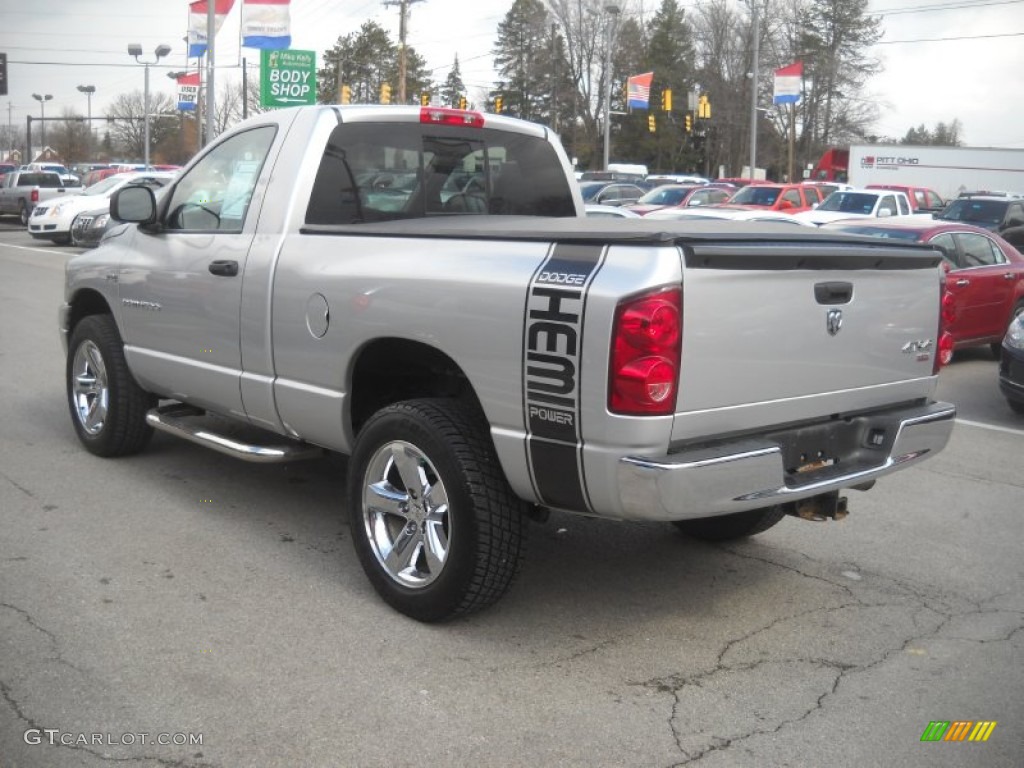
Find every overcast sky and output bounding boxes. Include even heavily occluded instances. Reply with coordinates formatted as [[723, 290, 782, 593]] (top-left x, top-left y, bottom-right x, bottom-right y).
[[2, 0, 1023, 149]]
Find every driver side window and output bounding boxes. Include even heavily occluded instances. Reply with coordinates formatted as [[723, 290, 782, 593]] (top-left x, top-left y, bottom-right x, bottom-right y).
[[165, 126, 275, 233]]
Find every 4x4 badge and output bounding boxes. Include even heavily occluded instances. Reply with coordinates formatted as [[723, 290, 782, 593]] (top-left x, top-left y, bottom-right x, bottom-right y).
[[826, 309, 843, 336]]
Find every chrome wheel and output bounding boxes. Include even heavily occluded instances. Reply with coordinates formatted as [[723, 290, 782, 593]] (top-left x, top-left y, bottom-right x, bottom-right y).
[[362, 440, 450, 588], [71, 339, 109, 435]]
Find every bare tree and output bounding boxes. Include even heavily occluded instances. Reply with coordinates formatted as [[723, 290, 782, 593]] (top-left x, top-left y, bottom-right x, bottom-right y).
[[106, 91, 178, 162], [48, 108, 92, 167]]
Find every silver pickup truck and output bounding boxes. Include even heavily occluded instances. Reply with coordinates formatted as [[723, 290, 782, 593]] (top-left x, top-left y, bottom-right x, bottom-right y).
[[60, 105, 956, 621], [0, 170, 70, 225]]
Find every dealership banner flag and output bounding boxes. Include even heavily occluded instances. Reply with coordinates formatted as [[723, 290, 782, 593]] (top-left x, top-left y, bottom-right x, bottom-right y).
[[773, 61, 803, 104], [627, 72, 654, 109], [188, 0, 236, 58], [175, 72, 201, 111], [242, 0, 291, 49]]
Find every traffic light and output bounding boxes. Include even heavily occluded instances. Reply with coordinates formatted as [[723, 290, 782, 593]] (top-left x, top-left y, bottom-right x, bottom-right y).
[[661, 89, 672, 112], [340, 84, 351, 104], [648, 114, 656, 133], [685, 113, 692, 133], [420, 91, 430, 106], [380, 83, 392, 104], [698, 94, 711, 120], [494, 96, 503, 113], [459, 95, 467, 110]]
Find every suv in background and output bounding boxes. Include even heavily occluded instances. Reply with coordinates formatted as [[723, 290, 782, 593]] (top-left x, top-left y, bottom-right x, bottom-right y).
[[935, 195, 1024, 234], [866, 184, 945, 213]]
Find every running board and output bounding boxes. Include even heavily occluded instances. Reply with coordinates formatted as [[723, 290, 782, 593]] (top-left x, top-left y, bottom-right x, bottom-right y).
[[146, 404, 324, 463]]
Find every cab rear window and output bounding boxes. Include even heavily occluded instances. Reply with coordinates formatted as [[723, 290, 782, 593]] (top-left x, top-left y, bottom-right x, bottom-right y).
[[305, 122, 576, 225]]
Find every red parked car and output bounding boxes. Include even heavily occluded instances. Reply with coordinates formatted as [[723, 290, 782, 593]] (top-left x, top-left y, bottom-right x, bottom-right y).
[[823, 219, 1024, 356], [718, 182, 821, 213]]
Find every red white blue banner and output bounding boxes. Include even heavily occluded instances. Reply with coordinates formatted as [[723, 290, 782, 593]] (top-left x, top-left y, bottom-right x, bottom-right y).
[[188, 0, 236, 58], [242, 0, 291, 50], [175, 72, 201, 111], [773, 61, 803, 105], [627, 72, 653, 109]]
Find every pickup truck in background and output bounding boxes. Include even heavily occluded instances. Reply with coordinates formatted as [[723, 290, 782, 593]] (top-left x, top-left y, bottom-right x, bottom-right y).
[[0, 170, 72, 225], [60, 105, 957, 621]]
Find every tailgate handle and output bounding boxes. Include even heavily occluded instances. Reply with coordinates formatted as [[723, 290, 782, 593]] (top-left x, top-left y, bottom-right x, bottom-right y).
[[814, 281, 853, 305]]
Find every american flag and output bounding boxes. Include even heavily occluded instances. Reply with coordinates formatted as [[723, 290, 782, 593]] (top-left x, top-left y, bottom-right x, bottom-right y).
[[627, 72, 654, 109]]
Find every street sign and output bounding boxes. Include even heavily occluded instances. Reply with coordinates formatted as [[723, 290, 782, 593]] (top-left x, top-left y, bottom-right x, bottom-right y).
[[260, 49, 316, 108], [176, 73, 200, 112]]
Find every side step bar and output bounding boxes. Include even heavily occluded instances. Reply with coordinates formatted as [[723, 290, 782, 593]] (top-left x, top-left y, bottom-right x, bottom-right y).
[[146, 404, 324, 463]]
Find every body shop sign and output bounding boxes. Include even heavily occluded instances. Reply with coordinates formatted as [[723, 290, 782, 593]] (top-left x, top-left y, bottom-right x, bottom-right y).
[[260, 49, 316, 108]]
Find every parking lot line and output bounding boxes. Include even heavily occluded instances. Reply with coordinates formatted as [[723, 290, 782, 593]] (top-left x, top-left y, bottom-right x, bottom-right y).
[[956, 418, 1024, 437]]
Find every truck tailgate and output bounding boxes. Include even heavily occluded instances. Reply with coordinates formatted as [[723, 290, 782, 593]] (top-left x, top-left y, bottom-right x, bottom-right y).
[[675, 241, 942, 426]]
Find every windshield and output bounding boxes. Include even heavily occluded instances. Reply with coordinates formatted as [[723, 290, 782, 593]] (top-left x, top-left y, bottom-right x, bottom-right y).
[[729, 186, 781, 206], [817, 192, 879, 214], [83, 174, 129, 196], [937, 199, 1006, 226], [637, 186, 691, 205]]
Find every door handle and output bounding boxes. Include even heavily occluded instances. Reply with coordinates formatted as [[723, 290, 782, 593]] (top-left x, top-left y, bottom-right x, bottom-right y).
[[208, 260, 238, 277], [955, 278, 970, 287], [1004, 273, 1016, 280]]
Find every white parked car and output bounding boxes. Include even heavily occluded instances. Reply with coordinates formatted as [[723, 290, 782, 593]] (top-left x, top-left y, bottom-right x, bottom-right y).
[[794, 188, 913, 226], [643, 207, 817, 226], [28, 171, 176, 244], [584, 203, 642, 218]]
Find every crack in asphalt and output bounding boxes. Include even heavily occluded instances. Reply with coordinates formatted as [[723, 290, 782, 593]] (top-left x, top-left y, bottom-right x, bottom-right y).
[[0, 602, 86, 674], [0, 469, 36, 498], [635, 548, 1024, 767], [0, 680, 217, 768], [0, 606, 218, 768]]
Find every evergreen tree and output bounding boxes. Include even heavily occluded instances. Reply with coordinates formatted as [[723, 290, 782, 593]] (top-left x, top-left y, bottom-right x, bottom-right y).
[[318, 21, 432, 105], [492, 0, 556, 122], [441, 55, 466, 108]]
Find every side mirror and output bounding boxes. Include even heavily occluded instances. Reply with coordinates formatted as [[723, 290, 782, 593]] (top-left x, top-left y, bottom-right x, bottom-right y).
[[811, 202, 819, 209], [878, 208, 893, 218], [779, 199, 795, 210], [111, 185, 157, 224]]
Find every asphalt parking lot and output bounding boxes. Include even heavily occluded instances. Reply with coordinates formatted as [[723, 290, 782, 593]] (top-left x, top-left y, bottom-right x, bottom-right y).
[[1, 223, 1021, 767]]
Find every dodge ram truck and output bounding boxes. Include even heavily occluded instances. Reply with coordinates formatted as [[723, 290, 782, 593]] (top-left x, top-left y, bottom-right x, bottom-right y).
[[60, 105, 957, 621], [0, 170, 70, 225]]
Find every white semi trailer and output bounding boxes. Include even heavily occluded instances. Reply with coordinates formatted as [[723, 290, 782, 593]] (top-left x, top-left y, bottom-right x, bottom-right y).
[[847, 144, 1024, 200]]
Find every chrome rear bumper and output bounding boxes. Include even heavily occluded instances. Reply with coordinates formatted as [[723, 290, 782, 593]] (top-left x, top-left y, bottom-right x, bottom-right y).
[[617, 401, 956, 521]]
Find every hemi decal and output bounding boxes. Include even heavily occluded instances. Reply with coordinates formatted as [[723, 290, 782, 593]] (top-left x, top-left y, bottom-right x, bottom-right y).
[[522, 242, 607, 512]]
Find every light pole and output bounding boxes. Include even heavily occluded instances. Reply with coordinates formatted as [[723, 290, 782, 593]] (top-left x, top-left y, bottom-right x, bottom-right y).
[[128, 43, 171, 168], [602, 4, 620, 171], [31, 93, 53, 156], [77, 85, 95, 156]]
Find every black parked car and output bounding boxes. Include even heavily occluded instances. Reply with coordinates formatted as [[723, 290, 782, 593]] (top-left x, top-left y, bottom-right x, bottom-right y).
[[935, 194, 1024, 235], [999, 311, 1024, 415], [70, 206, 117, 248]]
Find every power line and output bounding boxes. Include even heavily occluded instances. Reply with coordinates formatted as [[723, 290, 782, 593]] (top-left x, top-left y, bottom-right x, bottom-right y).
[[872, 0, 1023, 14], [876, 30, 1024, 43]]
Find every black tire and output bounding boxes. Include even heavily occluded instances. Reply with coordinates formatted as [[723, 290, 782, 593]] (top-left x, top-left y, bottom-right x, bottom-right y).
[[19, 201, 29, 226], [347, 399, 527, 622], [66, 314, 155, 457], [672, 506, 786, 542]]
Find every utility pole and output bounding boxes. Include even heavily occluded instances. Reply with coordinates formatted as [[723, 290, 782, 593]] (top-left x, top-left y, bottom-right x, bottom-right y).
[[384, 0, 425, 103], [748, 3, 759, 179]]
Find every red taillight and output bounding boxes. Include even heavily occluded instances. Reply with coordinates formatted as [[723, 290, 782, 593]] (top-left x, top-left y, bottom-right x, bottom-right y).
[[610, 287, 681, 415], [419, 106, 484, 128], [934, 288, 956, 373], [31, 189, 39, 203]]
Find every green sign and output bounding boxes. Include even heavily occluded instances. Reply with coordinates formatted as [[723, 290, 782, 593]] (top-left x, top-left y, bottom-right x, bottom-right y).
[[260, 49, 316, 108]]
